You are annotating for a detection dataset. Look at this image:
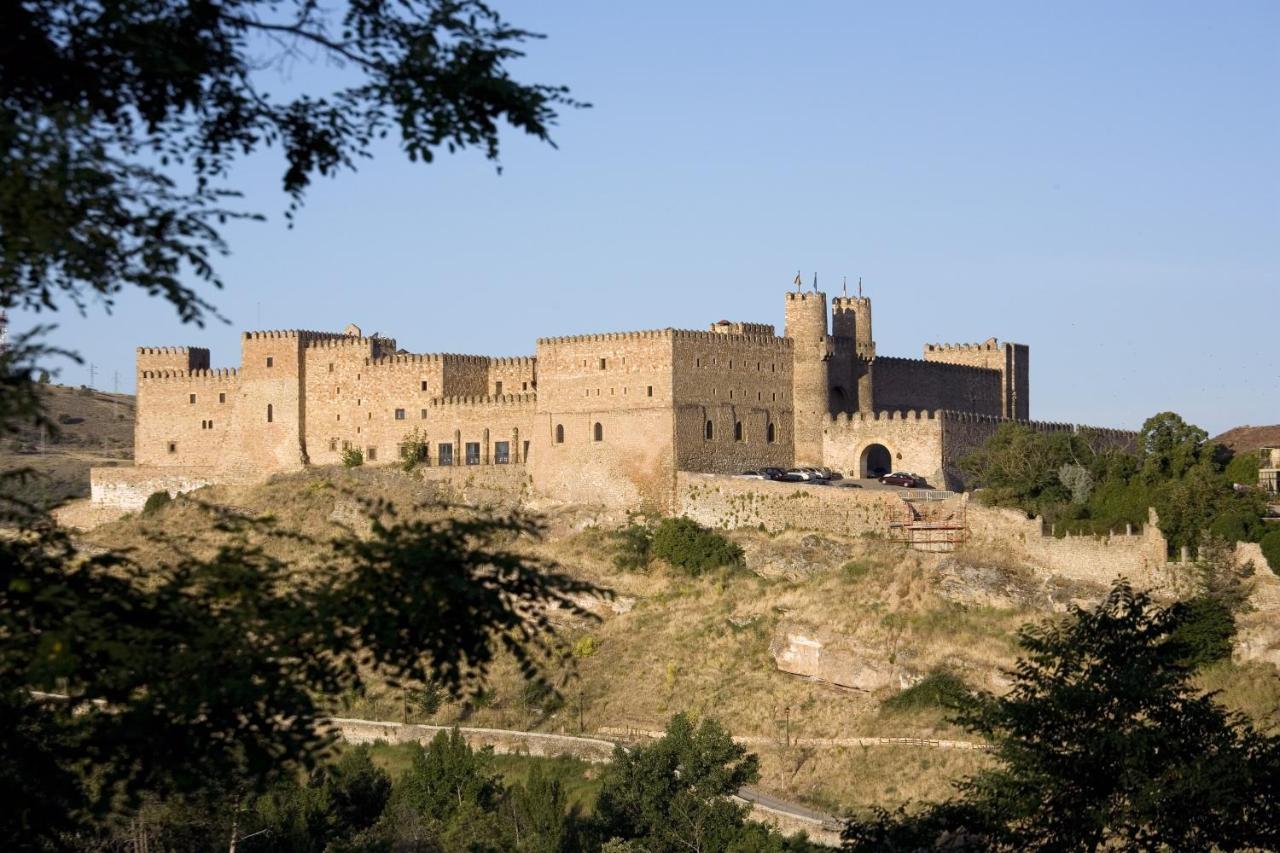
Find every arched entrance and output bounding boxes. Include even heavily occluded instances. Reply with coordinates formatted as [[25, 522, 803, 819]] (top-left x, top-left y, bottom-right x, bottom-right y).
[[861, 443, 892, 478]]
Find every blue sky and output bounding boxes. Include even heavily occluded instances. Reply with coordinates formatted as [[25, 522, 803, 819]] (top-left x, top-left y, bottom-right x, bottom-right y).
[[20, 1, 1278, 435]]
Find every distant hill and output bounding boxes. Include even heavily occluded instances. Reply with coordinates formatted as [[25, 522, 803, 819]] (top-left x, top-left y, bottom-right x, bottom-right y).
[[1213, 425, 1280, 455], [2, 383, 135, 509]]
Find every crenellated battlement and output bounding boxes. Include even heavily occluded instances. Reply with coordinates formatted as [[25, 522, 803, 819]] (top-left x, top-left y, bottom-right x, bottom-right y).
[[139, 368, 239, 382], [137, 346, 210, 357], [671, 328, 790, 347], [784, 291, 825, 303], [490, 355, 536, 367], [874, 355, 998, 376], [429, 392, 537, 407], [831, 296, 871, 311], [538, 329, 675, 345], [925, 337, 1002, 353], [243, 329, 350, 341], [306, 335, 378, 350], [366, 352, 491, 367], [536, 328, 790, 348], [827, 409, 941, 426]]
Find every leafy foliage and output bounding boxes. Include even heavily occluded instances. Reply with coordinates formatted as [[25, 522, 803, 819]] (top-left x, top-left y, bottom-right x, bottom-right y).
[[1, 0, 583, 324], [881, 669, 971, 715], [649, 517, 744, 576], [0, 501, 601, 845], [611, 523, 654, 572], [341, 447, 364, 467], [961, 413, 1268, 554], [141, 489, 173, 515], [1262, 529, 1280, 573], [843, 582, 1280, 851], [593, 713, 790, 852]]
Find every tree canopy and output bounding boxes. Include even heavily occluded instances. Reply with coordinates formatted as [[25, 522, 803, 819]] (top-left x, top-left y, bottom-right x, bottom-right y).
[[1, 0, 583, 323], [842, 582, 1280, 851]]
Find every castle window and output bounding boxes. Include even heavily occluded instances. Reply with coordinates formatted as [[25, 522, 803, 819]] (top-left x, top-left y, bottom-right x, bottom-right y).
[[772, 392, 776, 401], [329, 363, 334, 373], [266, 403, 273, 423], [696, 358, 700, 367], [599, 358, 606, 370], [337, 414, 341, 421], [554, 424, 564, 444], [342, 440, 350, 450], [168, 442, 176, 453], [329, 438, 337, 451], [208, 420, 213, 429], [495, 381, 503, 395], [767, 422, 776, 443], [757, 362, 761, 371], [356, 398, 361, 406], [522, 381, 527, 390], [219, 392, 226, 404], [647, 385, 653, 397], [734, 421, 743, 442], [465, 442, 480, 465], [705, 420, 714, 440], [420, 408, 427, 419], [366, 446, 377, 461], [367, 412, 371, 420], [189, 393, 196, 404], [438, 443, 453, 465], [729, 360, 733, 368], [729, 390, 733, 399], [421, 380, 428, 391], [394, 408, 405, 420], [266, 356, 273, 368], [757, 391, 762, 401], [593, 422, 603, 442], [494, 441, 510, 464]]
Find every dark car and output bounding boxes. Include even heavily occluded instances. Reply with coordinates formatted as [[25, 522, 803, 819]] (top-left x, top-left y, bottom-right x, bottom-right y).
[[760, 467, 786, 480], [880, 472, 926, 488]]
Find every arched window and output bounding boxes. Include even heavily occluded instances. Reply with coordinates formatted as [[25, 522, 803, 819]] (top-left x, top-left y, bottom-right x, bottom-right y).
[[734, 421, 743, 442], [593, 422, 603, 442], [266, 403, 273, 423], [705, 420, 714, 440], [555, 424, 565, 444], [767, 422, 776, 443]]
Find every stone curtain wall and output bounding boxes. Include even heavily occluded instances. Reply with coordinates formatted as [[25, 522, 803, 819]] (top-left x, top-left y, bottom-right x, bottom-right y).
[[134, 368, 240, 467], [676, 472, 903, 535], [923, 339, 1030, 420], [671, 330, 795, 476], [872, 357, 1004, 418], [330, 718, 619, 763], [89, 466, 222, 508]]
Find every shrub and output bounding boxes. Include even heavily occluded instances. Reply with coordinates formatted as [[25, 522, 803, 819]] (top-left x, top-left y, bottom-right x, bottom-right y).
[[611, 523, 653, 572], [571, 636, 599, 659], [1224, 451, 1261, 486], [1261, 530, 1280, 573], [1166, 596, 1235, 669], [398, 430, 428, 472], [1208, 509, 1263, 544], [341, 448, 364, 467], [882, 669, 971, 714], [649, 517, 743, 576], [141, 490, 172, 516]]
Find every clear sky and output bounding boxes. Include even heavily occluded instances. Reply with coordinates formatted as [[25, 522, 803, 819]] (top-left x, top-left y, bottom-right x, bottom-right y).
[[19, 1, 1279, 435]]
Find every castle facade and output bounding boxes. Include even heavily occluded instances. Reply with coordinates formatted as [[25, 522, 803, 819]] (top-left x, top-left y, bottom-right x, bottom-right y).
[[99, 287, 1131, 511]]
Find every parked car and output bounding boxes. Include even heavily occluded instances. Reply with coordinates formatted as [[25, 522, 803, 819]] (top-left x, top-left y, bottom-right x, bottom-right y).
[[880, 472, 926, 488], [760, 467, 786, 480], [735, 470, 769, 480], [785, 468, 815, 481]]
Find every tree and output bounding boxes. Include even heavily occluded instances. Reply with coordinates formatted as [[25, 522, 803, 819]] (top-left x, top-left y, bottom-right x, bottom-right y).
[[842, 582, 1280, 851], [2, 0, 583, 324], [594, 713, 763, 852], [1139, 411, 1212, 482]]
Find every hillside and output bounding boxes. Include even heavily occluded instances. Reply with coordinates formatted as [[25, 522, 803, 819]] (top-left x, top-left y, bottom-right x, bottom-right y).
[[1, 383, 134, 509], [1214, 424, 1280, 454], [76, 466, 1280, 816]]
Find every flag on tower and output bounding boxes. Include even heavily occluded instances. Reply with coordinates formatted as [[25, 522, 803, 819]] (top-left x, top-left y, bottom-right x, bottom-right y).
[[812, 272, 818, 292], [793, 271, 802, 289]]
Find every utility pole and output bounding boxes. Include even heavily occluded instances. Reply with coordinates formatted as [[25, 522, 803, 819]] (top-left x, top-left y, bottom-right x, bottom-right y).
[[88, 362, 97, 389], [784, 705, 791, 748], [112, 371, 119, 421]]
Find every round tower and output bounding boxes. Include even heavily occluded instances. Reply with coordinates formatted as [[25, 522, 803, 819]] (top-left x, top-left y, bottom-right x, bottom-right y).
[[784, 290, 831, 465]]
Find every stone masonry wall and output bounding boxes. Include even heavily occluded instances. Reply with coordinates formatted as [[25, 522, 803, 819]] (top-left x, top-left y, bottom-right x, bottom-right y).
[[822, 411, 945, 484], [676, 471, 904, 535], [872, 357, 1004, 417], [923, 339, 1029, 419]]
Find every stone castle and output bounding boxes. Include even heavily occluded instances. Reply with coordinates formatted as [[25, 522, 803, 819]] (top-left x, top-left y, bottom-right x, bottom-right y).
[[94, 285, 1134, 511]]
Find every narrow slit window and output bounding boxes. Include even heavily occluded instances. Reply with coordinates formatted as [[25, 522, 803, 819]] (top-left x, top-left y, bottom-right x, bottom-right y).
[[593, 422, 603, 442], [555, 424, 565, 444], [266, 403, 273, 423], [734, 421, 743, 442], [705, 420, 714, 441]]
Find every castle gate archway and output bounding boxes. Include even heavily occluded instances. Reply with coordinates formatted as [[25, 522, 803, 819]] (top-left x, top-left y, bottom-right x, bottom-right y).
[[861, 444, 892, 478]]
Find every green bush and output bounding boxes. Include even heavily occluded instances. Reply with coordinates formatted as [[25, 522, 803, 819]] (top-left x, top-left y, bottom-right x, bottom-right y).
[[1166, 596, 1235, 669], [611, 523, 653, 572], [1208, 509, 1264, 544], [141, 490, 172, 516], [1261, 530, 1280, 573], [882, 669, 971, 714], [341, 448, 364, 467], [649, 516, 743, 576], [1224, 451, 1261, 486]]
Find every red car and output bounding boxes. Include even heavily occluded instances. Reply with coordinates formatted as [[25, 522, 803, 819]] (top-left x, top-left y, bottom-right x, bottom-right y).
[[880, 472, 926, 488]]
